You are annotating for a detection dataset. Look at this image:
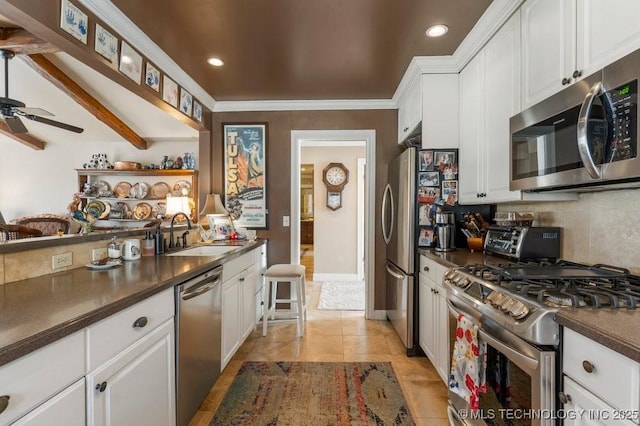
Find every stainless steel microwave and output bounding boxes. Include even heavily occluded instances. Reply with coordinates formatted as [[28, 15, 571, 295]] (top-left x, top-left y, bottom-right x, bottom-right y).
[[510, 49, 640, 192]]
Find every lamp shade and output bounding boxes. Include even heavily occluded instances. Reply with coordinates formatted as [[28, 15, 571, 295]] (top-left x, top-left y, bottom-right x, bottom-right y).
[[165, 196, 191, 216], [199, 193, 227, 216]]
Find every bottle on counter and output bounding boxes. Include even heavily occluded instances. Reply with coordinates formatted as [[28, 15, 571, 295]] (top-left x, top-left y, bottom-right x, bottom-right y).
[[142, 231, 155, 257], [154, 227, 165, 255]]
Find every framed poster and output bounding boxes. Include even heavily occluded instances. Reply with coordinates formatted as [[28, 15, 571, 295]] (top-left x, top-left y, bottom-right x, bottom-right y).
[[223, 124, 267, 229], [179, 88, 193, 116], [162, 75, 179, 107], [145, 62, 161, 91]]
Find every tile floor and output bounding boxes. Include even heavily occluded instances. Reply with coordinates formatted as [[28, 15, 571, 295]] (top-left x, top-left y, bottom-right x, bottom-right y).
[[188, 279, 449, 426]]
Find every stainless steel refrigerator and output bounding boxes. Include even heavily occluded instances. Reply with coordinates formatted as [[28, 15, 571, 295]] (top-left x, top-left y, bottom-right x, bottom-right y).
[[382, 147, 417, 355]]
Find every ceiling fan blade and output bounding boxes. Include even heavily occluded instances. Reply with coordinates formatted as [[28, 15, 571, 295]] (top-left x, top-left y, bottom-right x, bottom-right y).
[[2, 115, 28, 133], [14, 107, 54, 116], [24, 114, 84, 134]]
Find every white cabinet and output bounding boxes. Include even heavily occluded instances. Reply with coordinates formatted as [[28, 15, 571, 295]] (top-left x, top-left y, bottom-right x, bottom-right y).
[[397, 74, 422, 143], [221, 247, 263, 370], [85, 288, 176, 426], [522, 0, 640, 109], [561, 328, 640, 425], [421, 74, 459, 149], [0, 331, 85, 426], [459, 11, 523, 204], [86, 319, 175, 426], [12, 380, 85, 426], [417, 255, 449, 383]]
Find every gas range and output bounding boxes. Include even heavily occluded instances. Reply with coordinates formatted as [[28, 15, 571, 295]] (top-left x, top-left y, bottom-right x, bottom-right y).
[[443, 260, 640, 347]]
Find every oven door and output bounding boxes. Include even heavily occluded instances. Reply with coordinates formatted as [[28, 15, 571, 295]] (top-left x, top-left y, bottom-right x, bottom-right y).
[[446, 299, 556, 426]]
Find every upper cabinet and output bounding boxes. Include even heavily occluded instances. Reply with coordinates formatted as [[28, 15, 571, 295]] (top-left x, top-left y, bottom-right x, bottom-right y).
[[397, 72, 459, 148], [459, 11, 523, 204], [522, 0, 640, 109], [397, 75, 422, 143], [421, 74, 459, 150]]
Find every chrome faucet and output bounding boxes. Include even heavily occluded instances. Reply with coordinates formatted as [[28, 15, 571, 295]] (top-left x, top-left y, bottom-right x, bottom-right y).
[[169, 212, 192, 249]]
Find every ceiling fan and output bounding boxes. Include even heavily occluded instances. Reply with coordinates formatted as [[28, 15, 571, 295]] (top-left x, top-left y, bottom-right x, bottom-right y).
[[0, 49, 83, 134]]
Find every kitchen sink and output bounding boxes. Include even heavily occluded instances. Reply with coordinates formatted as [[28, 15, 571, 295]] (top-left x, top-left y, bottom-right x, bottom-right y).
[[165, 245, 240, 256]]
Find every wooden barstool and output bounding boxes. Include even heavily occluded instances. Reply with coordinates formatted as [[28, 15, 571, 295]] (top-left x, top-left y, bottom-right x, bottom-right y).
[[262, 264, 307, 337]]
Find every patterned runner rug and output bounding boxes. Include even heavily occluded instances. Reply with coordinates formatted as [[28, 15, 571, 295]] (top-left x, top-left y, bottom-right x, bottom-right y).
[[210, 361, 415, 425], [318, 281, 365, 310]]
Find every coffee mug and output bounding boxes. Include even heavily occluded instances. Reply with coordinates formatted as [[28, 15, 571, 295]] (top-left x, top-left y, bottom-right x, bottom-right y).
[[122, 239, 141, 260]]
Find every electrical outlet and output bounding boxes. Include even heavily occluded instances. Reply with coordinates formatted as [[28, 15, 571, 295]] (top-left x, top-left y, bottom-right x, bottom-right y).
[[52, 252, 73, 270], [283, 216, 290, 227], [92, 248, 108, 262]]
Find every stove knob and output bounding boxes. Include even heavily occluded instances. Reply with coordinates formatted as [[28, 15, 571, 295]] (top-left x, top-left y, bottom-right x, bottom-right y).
[[499, 297, 517, 312], [489, 292, 505, 307], [509, 301, 530, 319], [457, 277, 471, 289]]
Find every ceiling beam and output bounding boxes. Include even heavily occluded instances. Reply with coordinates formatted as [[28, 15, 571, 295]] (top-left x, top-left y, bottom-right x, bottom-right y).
[[0, 27, 58, 54], [0, 121, 45, 150], [19, 53, 148, 150]]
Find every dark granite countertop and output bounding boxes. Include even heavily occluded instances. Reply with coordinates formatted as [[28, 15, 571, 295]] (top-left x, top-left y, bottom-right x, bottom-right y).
[[0, 239, 265, 367], [418, 248, 640, 363], [555, 310, 640, 363]]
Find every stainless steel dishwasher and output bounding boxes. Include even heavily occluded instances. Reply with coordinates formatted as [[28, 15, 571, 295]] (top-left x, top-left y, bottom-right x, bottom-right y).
[[175, 265, 222, 426]]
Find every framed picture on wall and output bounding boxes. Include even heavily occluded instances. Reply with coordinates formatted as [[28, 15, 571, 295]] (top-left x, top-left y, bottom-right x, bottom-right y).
[[223, 123, 268, 229]]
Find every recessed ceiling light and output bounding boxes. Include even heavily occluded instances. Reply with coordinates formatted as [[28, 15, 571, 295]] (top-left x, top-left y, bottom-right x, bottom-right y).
[[425, 24, 448, 38], [207, 57, 224, 67]]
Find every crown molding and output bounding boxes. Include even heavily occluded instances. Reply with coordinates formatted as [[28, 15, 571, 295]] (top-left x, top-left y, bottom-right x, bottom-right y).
[[213, 99, 396, 112], [78, 0, 217, 111]]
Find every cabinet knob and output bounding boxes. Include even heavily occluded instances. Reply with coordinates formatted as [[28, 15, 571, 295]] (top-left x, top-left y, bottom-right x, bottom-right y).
[[423, 266, 429, 272], [132, 316, 148, 328], [239, 277, 245, 281], [95, 381, 107, 392], [0, 395, 9, 414], [561, 77, 571, 85], [558, 391, 571, 404], [572, 70, 582, 79], [582, 360, 595, 373], [404, 127, 409, 132]]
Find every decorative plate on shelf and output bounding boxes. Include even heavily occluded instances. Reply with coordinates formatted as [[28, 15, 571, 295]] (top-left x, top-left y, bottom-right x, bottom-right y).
[[150, 182, 171, 199], [109, 202, 129, 219], [173, 180, 191, 196], [129, 182, 149, 199], [134, 202, 152, 220], [98, 201, 111, 219], [85, 199, 106, 219], [114, 181, 132, 198], [96, 180, 110, 194], [152, 202, 166, 219]]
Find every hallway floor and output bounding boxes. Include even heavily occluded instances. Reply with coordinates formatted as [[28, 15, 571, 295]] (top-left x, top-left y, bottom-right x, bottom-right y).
[[188, 279, 449, 425]]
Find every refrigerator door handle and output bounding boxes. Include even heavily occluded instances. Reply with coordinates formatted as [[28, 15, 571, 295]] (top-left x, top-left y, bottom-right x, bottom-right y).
[[386, 262, 405, 279], [381, 183, 394, 244]]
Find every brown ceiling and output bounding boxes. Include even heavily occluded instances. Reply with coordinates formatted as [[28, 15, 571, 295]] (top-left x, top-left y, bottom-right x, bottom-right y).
[[110, 0, 491, 101]]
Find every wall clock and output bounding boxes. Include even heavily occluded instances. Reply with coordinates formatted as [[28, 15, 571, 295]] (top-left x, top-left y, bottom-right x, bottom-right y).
[[322, 162, 349, 210]]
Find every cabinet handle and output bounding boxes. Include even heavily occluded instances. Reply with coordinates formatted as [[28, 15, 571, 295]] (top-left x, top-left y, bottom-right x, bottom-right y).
[[582, 360, 595, 373], [561, 77, 571, 85], [572, 70, 582, 79], [558, 391, 571, 404], [132, 316, 148, 328], [239, 277, 245, 281], [0, 395, 9, 414], [404, 126, 409, 132], [95, 381, 107, 392], [423, 266, 429, 272]]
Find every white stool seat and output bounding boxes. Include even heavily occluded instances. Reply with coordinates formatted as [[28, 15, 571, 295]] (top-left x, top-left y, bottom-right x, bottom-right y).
[[262, 264, 307, 337]]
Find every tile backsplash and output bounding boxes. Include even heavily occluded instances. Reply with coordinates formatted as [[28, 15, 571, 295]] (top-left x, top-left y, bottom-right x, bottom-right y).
[[498, 188, 640, 274]]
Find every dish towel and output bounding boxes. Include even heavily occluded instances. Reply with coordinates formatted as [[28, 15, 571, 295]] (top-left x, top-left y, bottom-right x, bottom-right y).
[[449, 313, 487, 411]]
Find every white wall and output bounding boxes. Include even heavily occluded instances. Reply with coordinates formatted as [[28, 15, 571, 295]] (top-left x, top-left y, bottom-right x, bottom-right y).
[[0, 140, 198, 221], [301, 146, 365, 278], [498, 188, 640, 274]]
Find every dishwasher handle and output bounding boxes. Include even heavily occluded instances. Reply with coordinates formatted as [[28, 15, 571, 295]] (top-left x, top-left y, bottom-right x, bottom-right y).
[[180, 267, 222, 301]]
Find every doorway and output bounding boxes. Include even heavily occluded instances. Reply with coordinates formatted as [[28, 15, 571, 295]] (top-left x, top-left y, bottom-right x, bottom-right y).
[[290, 130, 376, 319]]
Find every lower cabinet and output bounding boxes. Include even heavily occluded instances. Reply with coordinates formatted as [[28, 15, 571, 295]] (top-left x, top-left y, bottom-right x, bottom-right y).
[[221, 247, 264, 370], [418, 255, 449, 383], [561, 327, 640, 425], [12, 380, 85, 426]]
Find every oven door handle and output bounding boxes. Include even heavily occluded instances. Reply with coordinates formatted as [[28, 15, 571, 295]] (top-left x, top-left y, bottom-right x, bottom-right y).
[[577, 81, 604, 179], [447, 300, 539, 372]]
